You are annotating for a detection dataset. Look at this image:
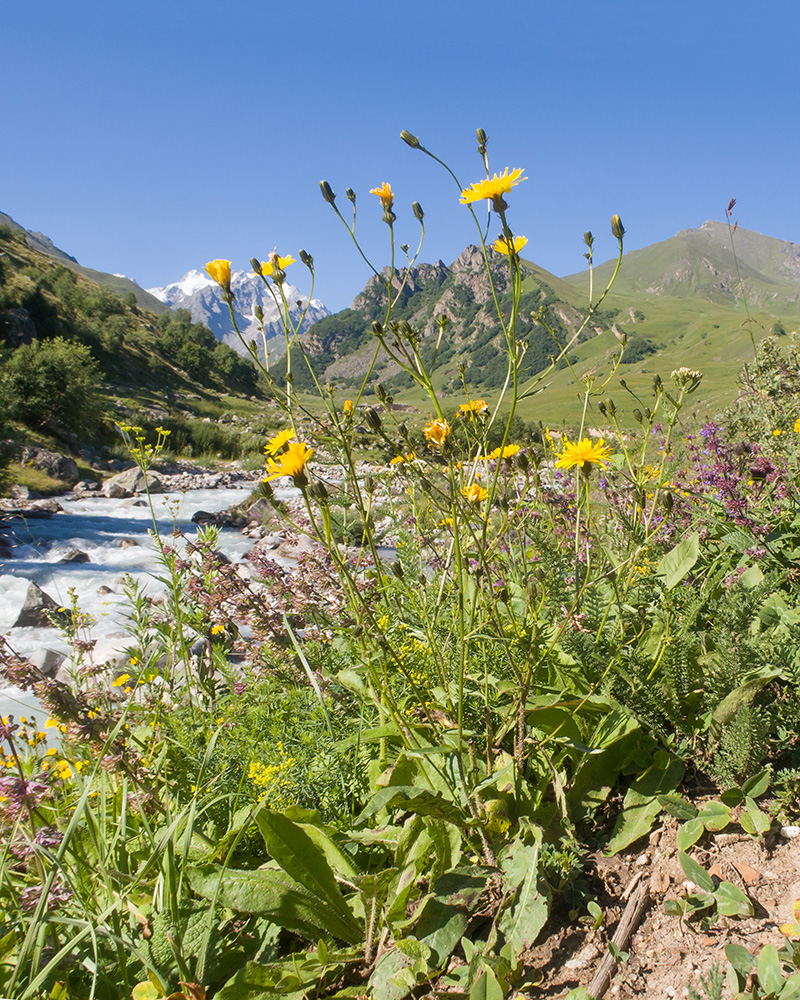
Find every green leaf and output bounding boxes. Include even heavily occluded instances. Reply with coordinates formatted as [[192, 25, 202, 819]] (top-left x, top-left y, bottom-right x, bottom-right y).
[[658, 532, 700, 589], [658, 793, 697, 822], [605, 753, 683, 855], [741, 800, 772, 837], [369, 950, 415, 1000], [355, 785, 466, 827], [187, 865, 361, 944], [470, 968, 504, 1000], [498, 842, 549, 956], [714, 881, 754, 918], [676, 818, 705, 851], [415, 900, 469, 966], [697, 800, 732, 832], [758, 943, 783, 995], [132, 985, 162, 1000], [742, 768, 771, 799], [678, 852, 715, 893], [255, 809, 361, 936]]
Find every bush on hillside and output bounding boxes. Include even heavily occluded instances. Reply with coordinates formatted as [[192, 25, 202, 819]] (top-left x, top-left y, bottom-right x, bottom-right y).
[[0, 336, 102, 432]]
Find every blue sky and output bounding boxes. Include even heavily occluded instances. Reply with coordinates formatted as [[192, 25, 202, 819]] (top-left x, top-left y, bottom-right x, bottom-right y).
[[3, 1, 799, 311]]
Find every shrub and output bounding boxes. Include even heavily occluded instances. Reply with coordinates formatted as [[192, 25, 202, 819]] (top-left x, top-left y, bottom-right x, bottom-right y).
[[0, 336, 102, 432]]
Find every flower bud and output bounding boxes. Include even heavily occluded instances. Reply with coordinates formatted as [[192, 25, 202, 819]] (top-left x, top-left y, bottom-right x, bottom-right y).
[[363, 474, 374, 493], [606, 398, 616, 416], [365, 407, 382, 432], [611, 214, 626, 239], [250, 257, 262, 275], [516, 451, 530, 474], [376, 383, 387, 402], [351, 624, 363, 638], [258, 480, 274, 500], [400, 130, 420, 148], [653, 373, 662, 391], [371, 321, 384, 337], [346, 188, 356, 203], [307, 481, 329, 502], [476, 128, 488, 154], [584, 230, 594, 248], [400, 243, 409, 254], [412, 201, 424, 222], [633, 408, 643, 424], [644, 407, 651, 419], [299, 248, 314, 268], [319, 180, 336, 205], [598, 401, 607, 416], [254, 304, 264, 322], [662, 491, 674, 512], [390, 560, 404, 579]]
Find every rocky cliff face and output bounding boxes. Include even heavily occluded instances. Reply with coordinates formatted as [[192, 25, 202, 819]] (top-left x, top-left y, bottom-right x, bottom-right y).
[[148, 269, 330, 356]]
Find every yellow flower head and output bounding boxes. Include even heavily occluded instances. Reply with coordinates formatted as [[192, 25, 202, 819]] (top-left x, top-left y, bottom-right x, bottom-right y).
[[205, 259, 232, 292], [460, 168, 527, 211], [211, 624, 225, 635], [264, 440, 314, 485], [260, 253, 295, 276], [487, 444, 521, 460], [265, 428, 296, 456], [390, 452, 415, 464], [556, 437, 613, 472], [458, 399, 489, 419], [773, 429, 783, 437], [462, 483, 489, 503], [492, 234, 529, 256], [423, 418, 451, 449], [112, 673, 131, 688], [795, 418, 800, 433], [369, 182, 394, 212], [343, 399, 354, 416]]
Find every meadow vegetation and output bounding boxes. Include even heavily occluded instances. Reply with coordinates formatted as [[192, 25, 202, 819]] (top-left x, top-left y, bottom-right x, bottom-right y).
[[3, 132, 800, 1000]]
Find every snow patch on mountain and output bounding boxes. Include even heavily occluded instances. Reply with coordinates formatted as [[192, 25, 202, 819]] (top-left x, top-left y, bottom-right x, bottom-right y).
[[147, 268, 329, 356]]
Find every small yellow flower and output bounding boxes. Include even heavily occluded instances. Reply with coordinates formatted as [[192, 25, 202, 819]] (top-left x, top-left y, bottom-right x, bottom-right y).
[[462, 483, 489, 503], [794, 419, 800, 433], [390, 452, 415, 464], [260, 253, 295, 276], [460, 168, 527, 211], [112, 674, 131, 688], [487, 444, 521, 460], [492, 234, 528, 255], [205, 259, 232, 293], [773, 429, 783, 437], [211, 624, 225, 635], [369, 182, 394, 211], [458, 399, 489, 418], [423, 419, 451, 449], [264, 440, 314, 485], [556, 438, 613, 471], [129, 655, 139, 666], [265, 428, 296, 455], [343, 399, 354, 416]]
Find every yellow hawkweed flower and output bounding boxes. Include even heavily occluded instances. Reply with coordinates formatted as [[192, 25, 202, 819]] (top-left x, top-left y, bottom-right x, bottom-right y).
[[369, 182, 394, 211], [492, 234, 528, 255], [260, 253, 296, 276], [795, 419, 800, 433], [265, 428, 295, 455], [459, 168, 527, 211], [343, 399, 354, 416], [390, 452, 415, 464], [487, 444, 521, 460], [205, 259, 232, 293], [773, 429, 783, 437], [462, 483, 489, 503], [264, 440, 314, 485], [423, 419, 451, 449], [211, 624, 225, 635], [555, 437, 613, 471], [458, 399, 489, 418], [112, 674, 131, 688]]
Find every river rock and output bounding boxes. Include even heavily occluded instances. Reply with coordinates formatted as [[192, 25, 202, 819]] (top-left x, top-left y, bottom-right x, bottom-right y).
[[103, 468, 165, 498], [27, 647, 66, 678], [20, 447, 80, 485], [0, 536, 12, 559], [13, 582, 69, 628], [118, 538, 138, 548], [56, 546, 90, 564]]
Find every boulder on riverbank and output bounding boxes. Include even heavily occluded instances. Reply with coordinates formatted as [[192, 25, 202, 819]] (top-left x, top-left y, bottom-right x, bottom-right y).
[[13, 582, 70, 628], [19, 447, 80, 485], [102, 467, 164, 498]]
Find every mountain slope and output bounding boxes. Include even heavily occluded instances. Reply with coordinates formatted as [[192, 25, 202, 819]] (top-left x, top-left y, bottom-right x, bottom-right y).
[[564, 220, 800, 312], [0, 211, 168, 314]]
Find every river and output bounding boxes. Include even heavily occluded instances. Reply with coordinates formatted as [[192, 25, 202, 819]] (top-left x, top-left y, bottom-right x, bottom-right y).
[[0, 483, 272, 720]]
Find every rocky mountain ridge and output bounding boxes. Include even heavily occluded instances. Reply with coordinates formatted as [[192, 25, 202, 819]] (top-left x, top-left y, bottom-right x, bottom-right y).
[[148, 268, 329, 358]]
